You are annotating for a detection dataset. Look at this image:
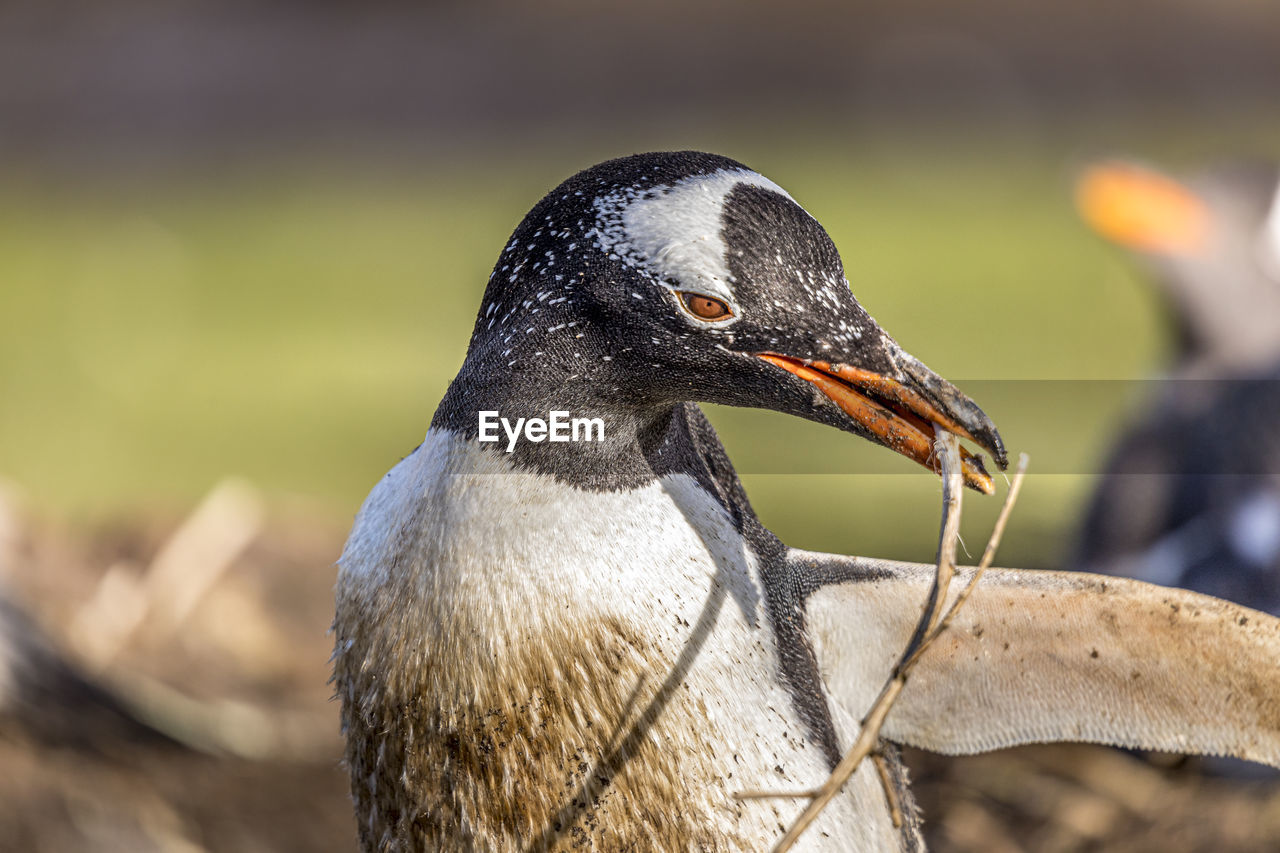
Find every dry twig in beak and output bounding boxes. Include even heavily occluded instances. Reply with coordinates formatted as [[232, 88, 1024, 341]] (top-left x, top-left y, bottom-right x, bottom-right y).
[[741, 440, 1031, 853], [766, 430, 963, 850]]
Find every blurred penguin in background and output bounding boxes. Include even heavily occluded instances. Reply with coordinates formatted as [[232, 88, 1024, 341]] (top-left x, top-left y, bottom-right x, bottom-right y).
[[1072, 159, 1280, 615]]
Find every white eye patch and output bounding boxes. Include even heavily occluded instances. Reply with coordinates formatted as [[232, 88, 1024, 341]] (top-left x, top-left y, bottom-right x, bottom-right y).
[[593, 168, 798, 314]]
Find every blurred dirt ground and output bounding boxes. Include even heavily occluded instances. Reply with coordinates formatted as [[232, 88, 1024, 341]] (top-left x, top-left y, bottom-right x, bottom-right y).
[[0, 486, 355, 853], [1, 487, 1278, 852], [907, 747, 1280, 852]]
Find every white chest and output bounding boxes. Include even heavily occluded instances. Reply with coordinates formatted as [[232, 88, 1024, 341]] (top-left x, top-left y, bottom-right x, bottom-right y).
[[335, 430, 902, 851]]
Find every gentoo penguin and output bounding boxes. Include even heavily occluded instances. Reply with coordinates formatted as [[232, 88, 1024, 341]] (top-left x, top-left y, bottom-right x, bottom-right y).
[[1073, 161, 1280, 613], [334, 152, 1280, 852]]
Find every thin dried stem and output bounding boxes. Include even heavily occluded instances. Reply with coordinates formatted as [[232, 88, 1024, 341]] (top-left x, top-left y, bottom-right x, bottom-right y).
[[769, 445, 1031, 851], [871, 751, 904, 829], [923, 452, 1029, 657], [70, 479, 264, 670], [733, 789, 820, 801], [772, 430, 964, 852]]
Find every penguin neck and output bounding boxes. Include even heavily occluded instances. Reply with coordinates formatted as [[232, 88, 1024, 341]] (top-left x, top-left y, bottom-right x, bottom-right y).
[[431, 346, 690, 492], [1156, 264, 1280, 376]]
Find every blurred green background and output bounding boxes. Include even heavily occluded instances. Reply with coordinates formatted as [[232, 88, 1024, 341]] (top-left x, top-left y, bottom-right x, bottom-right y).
[[3, 0, 1279, 568], [5, 7, 1280, 850]]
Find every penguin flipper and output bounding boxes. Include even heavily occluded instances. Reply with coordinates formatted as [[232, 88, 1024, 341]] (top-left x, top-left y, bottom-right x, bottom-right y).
[[795, 553, 1280, 768]]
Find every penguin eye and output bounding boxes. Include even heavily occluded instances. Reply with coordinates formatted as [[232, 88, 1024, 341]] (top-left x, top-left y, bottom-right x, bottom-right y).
[[678, 292, 733, 321]]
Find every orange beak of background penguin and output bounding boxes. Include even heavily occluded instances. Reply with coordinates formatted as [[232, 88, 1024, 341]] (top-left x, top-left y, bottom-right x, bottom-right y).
[[1074, 161, 1210, 256], [758, 353, 1000, 494]]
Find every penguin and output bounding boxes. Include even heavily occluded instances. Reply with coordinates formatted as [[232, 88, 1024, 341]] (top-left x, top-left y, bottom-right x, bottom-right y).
[[1073, 160, 1280, 614], [334, 152, 1280, 851]]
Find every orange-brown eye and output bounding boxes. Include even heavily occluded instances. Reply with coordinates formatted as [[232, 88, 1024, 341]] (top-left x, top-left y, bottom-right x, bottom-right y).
[[679, 292, 732, 321]]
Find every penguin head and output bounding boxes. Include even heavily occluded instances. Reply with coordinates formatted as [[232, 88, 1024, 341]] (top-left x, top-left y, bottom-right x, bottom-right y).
[[467, 152, 1006, 489]]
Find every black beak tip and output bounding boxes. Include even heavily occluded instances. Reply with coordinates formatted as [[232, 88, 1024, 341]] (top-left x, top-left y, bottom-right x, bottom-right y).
[[898, 352, 1008, 471], [982, 426, 1009, 472]]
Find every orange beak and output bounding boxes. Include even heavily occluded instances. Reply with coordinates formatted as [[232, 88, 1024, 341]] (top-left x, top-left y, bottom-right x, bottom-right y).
[[1076, 162, 1210, 256], [758, 353, 996, 494]]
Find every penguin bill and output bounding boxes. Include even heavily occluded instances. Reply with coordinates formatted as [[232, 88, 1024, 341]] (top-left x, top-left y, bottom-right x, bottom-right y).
[[757, 353, 994, 494]]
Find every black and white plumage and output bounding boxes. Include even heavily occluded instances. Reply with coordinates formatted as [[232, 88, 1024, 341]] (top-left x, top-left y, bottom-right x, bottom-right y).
[[333, 152, 1280, 852], [1073, 161, 1280, 615]]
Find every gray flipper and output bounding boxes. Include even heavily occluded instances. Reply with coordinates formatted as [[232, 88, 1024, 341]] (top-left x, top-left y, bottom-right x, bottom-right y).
[[799, 553, 1280, 767]]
